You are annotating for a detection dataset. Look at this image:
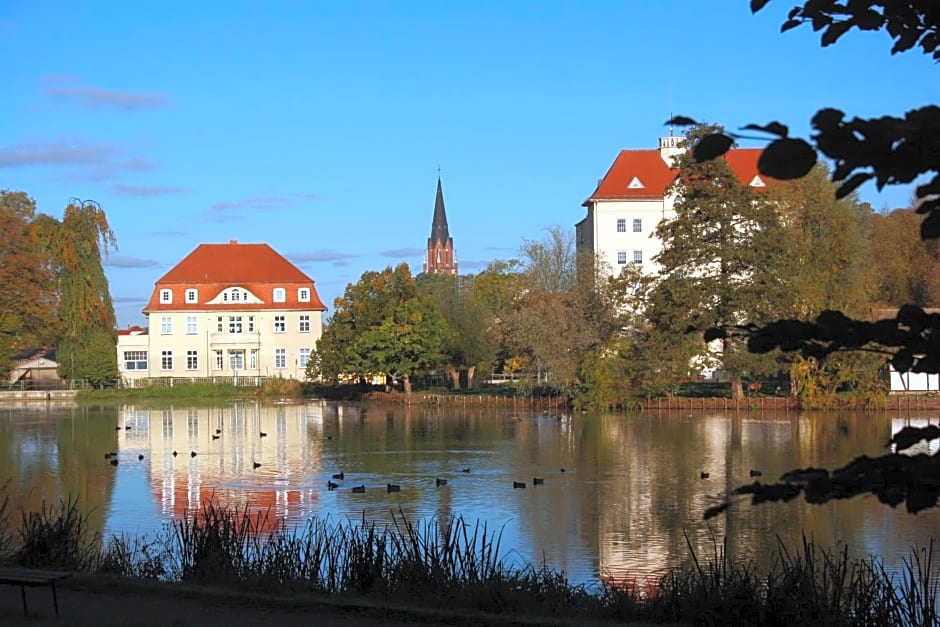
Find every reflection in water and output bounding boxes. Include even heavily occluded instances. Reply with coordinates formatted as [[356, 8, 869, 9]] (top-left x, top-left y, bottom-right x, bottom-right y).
[[0, 401, 937, 586]]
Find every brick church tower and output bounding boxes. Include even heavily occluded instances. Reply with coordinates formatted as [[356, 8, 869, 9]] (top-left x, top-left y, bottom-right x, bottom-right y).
[[422, 177, 458, 275]]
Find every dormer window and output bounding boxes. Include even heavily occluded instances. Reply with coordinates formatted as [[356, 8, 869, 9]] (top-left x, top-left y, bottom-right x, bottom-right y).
[[273, 288, 286, 303], [232, 290, 240, 302], [185, 289, 198, 304], [298, 288, 310, 302], [160, 289, 172, 304], [223, 293, 228, 302]]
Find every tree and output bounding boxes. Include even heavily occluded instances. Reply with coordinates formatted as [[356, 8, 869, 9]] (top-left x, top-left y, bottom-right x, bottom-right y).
[[416, 272, 496, 390], [0, 191, 58, 379], [869, 208, 940, 308], [310, 264, 448, 393], [646, 125, 786, 400], [52, 200, 119, 386], [675, 2, 940, 515]]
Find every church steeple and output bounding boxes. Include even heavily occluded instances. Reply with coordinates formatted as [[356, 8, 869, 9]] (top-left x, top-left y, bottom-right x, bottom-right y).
[[423, 176, 458, 275]]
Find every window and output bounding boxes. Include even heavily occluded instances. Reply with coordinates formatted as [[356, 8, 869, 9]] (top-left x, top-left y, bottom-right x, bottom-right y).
[[273, 288, 286, 302], [161, 316, 172, 335], [186, 316, 198, 334], [160, 289, 172, 303], [216, 317, 224, 332], [616, 218, 626, 233], [229, 316, 243, 333], [223, 292, 228, 302], [299, 315, 310, 333], [633, 250, 643, 265], [185, 289, 198, 303], [247, 316, 255, 332], [274, 349, 286, 369], [249, 349, 257, 370], [161, 350, 173, 370], [229, 350, 244, 371], [232, 290, 240, 302], [298, 348, 311, 369], [274, 315, 286, 333], [298, 288, 310, 302], [617, 251, 627, 265], [214, 351, 223, 370], [123, 351, 147, 371], [186, 350, 198, 371], [633, 218, 642, 233]]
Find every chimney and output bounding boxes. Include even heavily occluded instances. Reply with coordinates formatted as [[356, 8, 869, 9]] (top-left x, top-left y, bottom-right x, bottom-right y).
[[229, 239, 238, 244]]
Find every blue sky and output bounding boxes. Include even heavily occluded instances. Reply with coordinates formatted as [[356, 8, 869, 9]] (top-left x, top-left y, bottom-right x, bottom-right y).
[[1, 2, 936, 328]]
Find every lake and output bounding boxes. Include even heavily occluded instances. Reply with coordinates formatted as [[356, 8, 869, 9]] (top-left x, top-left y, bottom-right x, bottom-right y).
[[1, 399, 937, 588]]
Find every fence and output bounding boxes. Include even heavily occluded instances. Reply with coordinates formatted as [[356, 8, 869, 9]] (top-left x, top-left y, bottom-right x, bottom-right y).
[[121, 376, 270, 389]]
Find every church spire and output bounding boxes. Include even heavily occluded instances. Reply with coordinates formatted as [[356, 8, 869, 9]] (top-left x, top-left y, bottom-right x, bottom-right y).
[[423, 176, 458, 275], [429, 177, 450, 245]]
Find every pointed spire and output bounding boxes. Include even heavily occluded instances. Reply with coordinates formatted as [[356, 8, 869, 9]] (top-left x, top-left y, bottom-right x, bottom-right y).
[[429, 177, 450, 245]]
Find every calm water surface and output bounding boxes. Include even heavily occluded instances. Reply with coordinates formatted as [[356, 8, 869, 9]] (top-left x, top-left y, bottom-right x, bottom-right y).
[[1, 399, 938, 587]]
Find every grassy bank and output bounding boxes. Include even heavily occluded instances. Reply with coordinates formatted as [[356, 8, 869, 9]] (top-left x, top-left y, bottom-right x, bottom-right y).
[[76, 378, 305, 403], [0, 495, 935, 626]]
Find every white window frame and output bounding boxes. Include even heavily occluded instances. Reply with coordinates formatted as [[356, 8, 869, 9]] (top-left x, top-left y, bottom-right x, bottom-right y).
[[274, 315, 286, 333], [274, 348, 286, 369], [616, 218, 626, 233], [633, 250, 643, 265], [161, 316, 172, 335], [185, 289, 198, 304], [633, 218, 642, 233], [273, 288, 286, 303], [161, 350, 173, 370], [123, 351, 147, 371], [298, 348, 311, 369], [249, 349, 258, 370], [216, 317, 224, 332], [214, 351, 223, 370], [247, 316, 255, 332], [186, 350, 198, 371], [160, 289, 172, 304], [186, 316, 198, 335], [298, 288, 310, 302], [229, 350, 244, 371], [299, 315, 310, 333], [229, 316, 243, 334], [617, 251, 627, 265]]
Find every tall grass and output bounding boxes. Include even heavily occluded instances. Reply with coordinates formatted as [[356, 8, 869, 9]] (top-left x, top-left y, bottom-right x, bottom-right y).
[[0, 497, 935, 626]]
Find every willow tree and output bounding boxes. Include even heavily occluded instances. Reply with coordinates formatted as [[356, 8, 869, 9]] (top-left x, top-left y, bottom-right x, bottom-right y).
[[0, 191, 58, 378], [51, 199, 119, 386]]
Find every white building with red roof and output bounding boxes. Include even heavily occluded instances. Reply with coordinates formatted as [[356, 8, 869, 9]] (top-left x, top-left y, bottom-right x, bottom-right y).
[[577, 134, 772, 278], [117, 240, 327, 383]]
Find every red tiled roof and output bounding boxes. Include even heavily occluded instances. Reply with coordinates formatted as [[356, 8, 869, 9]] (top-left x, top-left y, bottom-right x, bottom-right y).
[[144, 241, 327, 313], [584, 147, 774, 205], [117, 325, 147, 336]]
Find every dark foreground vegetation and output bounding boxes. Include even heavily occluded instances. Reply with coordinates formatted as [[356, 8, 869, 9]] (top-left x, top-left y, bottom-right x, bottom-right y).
[[0, 494, 935, 626]]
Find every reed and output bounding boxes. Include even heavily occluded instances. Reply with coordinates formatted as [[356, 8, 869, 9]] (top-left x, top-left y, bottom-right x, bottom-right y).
[[0, 497, 935, 626]]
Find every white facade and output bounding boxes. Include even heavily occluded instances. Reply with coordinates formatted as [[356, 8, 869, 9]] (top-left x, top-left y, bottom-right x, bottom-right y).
[[577, 135, 765, 281]]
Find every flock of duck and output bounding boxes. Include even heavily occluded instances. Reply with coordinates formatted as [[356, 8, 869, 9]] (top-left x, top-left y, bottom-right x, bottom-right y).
[[105, 422, 558, 491]]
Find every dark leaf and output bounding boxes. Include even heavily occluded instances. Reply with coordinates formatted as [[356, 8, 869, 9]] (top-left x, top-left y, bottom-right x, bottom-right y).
[[887, 425, 940, 452], [781, 18, 802, 32], [835, 172, 874, 198], [703, 502, 730, 520], [758, 138, 816, 179], [749, 0, 770, 13], [821, 21, 853, 46], [780, 467, 829, 484], [692, 133, 733, 162], [666, 115, 697, 127], [906, 485, 940, 514], [741, 122, 789, 137], [891, 349, 915, 373], [921, 211, 940, 240], [811, 108, 845, 130]]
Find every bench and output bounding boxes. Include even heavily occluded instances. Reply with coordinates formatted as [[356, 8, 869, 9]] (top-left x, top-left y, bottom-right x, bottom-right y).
[[0, 567, 72, 617]]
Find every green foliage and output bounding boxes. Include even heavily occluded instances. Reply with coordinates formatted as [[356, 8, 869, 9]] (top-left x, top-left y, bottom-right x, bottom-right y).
[[312, 264, 448, 392]]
